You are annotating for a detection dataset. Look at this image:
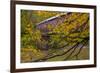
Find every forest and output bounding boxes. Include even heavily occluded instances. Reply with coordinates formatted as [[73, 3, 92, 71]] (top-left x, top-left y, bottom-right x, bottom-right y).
[[21, 10, 89, 63]]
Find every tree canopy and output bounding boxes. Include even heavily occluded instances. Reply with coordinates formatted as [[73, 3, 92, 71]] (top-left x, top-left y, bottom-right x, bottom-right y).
[[21, 10, 89, 63]]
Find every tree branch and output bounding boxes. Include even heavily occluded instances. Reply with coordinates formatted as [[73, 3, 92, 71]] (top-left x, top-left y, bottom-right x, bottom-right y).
[[63, 43, 79, 60], [71, 40, 88, 60], [75, 41, 88, 60], [32, 42, 79, 62]]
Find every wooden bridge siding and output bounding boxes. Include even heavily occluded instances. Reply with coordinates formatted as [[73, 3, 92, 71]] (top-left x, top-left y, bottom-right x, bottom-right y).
[[36, 14, 68, 32]]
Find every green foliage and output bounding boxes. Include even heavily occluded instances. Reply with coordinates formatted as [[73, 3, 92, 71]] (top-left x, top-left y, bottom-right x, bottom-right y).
[[21, 10, 89, 62]]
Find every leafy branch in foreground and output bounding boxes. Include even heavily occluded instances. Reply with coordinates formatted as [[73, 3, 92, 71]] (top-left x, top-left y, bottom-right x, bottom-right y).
[[32, 42, 79, 62], [31, 37, 88, 62], [63, 40, 88, 60]]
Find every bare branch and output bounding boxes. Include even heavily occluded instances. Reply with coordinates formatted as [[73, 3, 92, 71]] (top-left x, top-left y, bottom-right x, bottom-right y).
[[32, 42, 79, 62], [71, 40, 88, 60], [75, 42, 88, 59], [63, 44, 79, 60]]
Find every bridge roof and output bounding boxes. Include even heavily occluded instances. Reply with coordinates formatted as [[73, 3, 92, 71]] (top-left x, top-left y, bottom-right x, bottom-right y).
[[36, 13, 68, 26]]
